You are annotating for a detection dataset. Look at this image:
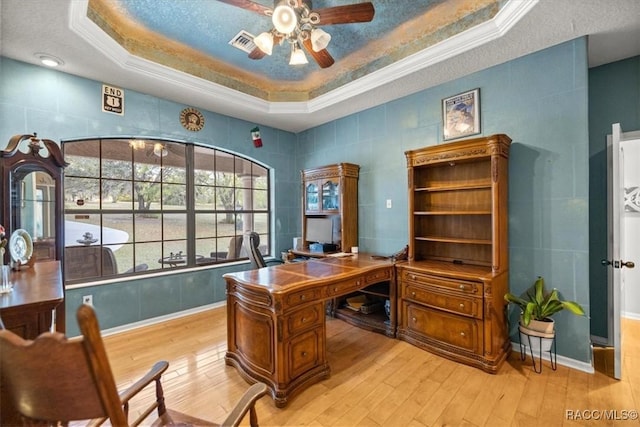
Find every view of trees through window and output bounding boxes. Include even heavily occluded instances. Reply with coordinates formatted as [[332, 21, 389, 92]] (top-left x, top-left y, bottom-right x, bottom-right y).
[[63, 138, 270, 284]]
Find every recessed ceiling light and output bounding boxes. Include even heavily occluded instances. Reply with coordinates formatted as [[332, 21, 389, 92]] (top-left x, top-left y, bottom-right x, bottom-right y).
[[35, 53, 64, 67]]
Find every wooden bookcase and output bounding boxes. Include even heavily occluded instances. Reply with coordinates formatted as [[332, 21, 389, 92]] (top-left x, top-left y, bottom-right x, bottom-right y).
[[397, 134, 511, 373], [301, 163, 359, 252]]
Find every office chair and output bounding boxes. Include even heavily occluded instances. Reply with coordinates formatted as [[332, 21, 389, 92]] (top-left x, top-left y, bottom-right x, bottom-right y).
[[0, 304, 268, 427], [244, 231, 284, 269]]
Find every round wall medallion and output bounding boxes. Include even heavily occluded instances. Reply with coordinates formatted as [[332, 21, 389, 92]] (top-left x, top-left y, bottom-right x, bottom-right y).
[[180, 107, 205, 132]]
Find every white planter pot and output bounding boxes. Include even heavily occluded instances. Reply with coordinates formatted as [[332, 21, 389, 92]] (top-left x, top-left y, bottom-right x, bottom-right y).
[[520, 316, 555, 334], [518, 323, 555, 353]]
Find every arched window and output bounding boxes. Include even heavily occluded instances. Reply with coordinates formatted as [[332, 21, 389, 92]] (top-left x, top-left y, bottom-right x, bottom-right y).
[[62, 138, 271, 284]]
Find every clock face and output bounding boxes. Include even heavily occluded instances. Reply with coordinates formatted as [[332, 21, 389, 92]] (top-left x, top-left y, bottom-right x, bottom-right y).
[[180, 107, 205, 132]]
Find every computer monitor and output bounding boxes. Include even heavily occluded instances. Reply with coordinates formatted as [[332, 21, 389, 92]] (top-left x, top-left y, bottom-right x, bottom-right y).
[[306, 217, 334, 244]]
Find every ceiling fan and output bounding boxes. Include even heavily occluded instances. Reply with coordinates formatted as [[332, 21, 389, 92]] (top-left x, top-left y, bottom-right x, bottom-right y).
[[219, 0, 375, 68]]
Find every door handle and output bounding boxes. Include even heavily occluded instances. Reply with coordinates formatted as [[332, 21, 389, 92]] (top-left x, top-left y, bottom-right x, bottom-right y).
[[601, 259, 635, 269]]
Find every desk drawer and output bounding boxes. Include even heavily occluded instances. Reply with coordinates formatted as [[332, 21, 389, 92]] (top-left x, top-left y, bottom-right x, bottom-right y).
[[288, 328, 322, 380], [285, 288, 323, 310], [403, 303, 481, 354], [364, 268, 392, 285], [402, 270, 481, 295], [403, 282, 482, 319], [325, 278, 363, 297], [287, 304, 323, 336]]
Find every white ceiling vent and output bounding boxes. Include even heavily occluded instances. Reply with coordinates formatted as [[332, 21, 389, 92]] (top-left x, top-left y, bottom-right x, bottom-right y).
[[229, 30, 257, 53]]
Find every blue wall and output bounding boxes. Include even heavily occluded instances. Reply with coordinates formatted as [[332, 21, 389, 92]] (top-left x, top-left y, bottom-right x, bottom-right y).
[[297, 38, 592, 362], [1, 37, 594, 362], [588, 56, 640, 340], [0, 57, 301, 336]]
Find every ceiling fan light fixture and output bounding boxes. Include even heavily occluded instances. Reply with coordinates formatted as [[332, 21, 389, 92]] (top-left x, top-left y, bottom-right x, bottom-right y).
[[289, 44, 308, 65], [272, 1, 298, 34], [254, 31, 274, 55], [153, 143, 168, 157], [310, 28, 331, 52]]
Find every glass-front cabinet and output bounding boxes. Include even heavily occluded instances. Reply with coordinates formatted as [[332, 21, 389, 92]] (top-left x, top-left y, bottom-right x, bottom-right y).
[[305, 182, 319, 212], [301, 163, 359, 252], [305, 179, 340, 213], [321, 180, 339, 211]]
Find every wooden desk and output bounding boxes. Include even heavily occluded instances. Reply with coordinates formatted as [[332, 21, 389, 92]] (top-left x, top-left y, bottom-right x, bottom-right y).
[[224, 254, 395, 407]]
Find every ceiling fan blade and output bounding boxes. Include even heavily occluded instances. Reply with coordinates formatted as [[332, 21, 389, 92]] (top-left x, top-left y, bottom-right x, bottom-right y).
[[314, 3, 375, 25], [302, 39, 335, 69], [216, 0, 272, 16]]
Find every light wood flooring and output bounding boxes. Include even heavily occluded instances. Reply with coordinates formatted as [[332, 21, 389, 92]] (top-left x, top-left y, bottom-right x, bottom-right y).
[[102, 307, 640, 426]]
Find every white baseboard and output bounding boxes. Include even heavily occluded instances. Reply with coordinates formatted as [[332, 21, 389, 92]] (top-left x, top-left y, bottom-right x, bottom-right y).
[[622, 311, 640, 321], [511, 342, 594, 374]]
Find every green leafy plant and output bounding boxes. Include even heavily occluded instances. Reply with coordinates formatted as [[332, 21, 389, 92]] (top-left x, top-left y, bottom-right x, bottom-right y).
[[504, 276, 585, 326]]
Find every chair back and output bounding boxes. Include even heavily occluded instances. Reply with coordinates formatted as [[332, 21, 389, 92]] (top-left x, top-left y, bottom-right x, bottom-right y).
[[0, 305, 141, 425], [65, 246, 118, 280], [227, 235, 244, 259], [244, 231, 266, 269]]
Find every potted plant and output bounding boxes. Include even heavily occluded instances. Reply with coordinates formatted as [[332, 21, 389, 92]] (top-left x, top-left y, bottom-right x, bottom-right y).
[[504, 276, 585, 335]]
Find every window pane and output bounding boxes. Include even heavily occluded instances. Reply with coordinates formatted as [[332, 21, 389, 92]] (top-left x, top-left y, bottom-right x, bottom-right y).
[[163, 142, 187, 184], [163, 213, 186, 241], [102, 213, 132, 245], [102, 180, 132, 210], [195, 213, 216, 239], [215, 151, 235, 186], [135, 242, 163, 272], [235, 157, 253, 188], [135, 212, 162, 242], [64, 140, 100, 178], [194, 146, 216, 182], [254, 213, 268, 234], [194, 185, 215, 210], [162, 183, 187, 209], [133, 182, 161, 210], [65, 214, 101, 245], [102, 140, 132, 179], [65, 177, 99, 210], [253, 164, 268, 189], [216, 184, 235, 211], [253, 189, 268, 210]]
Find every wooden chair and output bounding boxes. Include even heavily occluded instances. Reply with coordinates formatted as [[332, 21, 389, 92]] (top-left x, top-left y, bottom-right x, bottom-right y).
[[0, 304, 268, 427]]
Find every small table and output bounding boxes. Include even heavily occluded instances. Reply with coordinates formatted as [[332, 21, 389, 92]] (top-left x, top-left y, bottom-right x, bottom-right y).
[[518, 325, 557, 373], [158, 254, 203, 267]]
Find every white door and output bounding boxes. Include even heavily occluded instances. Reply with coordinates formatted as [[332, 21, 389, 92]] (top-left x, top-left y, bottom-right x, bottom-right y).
[[605, 123, 639, 379]]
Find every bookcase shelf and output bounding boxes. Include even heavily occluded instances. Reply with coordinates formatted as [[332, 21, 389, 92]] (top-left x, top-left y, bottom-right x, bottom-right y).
[[397, 134, 512, 373]]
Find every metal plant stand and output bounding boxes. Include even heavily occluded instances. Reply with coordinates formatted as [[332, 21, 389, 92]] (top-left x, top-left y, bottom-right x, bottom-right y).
[[519, 324, 557, 373]]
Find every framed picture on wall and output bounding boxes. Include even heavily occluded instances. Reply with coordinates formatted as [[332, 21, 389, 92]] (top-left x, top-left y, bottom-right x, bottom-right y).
[[442, 88, 480, 141]]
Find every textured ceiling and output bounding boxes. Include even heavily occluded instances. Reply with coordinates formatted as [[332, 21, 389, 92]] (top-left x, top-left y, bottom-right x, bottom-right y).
[[86, 0, 504, 102], [2, 0, 640, 133]]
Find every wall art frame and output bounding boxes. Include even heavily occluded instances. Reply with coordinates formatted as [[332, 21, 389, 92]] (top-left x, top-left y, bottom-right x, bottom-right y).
[[442, 88, 480, 141]]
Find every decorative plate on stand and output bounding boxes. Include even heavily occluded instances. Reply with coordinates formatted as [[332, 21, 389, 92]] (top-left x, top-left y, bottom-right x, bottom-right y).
[[9, 228, 33, 265]]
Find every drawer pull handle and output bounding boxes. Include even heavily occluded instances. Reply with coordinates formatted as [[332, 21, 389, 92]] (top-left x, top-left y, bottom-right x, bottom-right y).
[[302, 351, 308, 357], [334, 287, 338, 292], [411, 291, 416, 297], [412, 317, 417, 323], [301, 317, 306, 323], [459, 303, 464, 308], [300, 295, 306, 300], [460, 332, 465, 337], [459, 285, 465, 290], [410, 274, 416, 280]]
